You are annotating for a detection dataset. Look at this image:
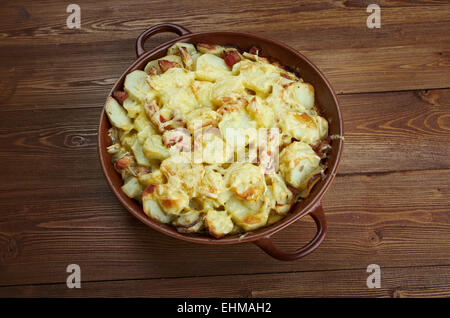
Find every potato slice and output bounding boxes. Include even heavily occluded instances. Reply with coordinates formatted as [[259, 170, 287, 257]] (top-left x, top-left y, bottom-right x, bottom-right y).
[[197, 165, 227, 201], [239, 61, 280, 96], [279, 112, 322, 145], [246, 96, 275, 128], [131, 140, 152, 167], [225, 163, 266, 202], [138, 169, 165, 186], [143, 186, 173, 223], [291, 82, 315, 110], [191, 81, 215, 108], [121, 177, 143, 199], [120, 131, 137, 149], [315, 116, 329, 141], [143, 135, 170, 160], [154, 177, 190, 215], [179, 47, 194, 70], [160, 152, 204, 197], [134, 111, 155, 132], [225, 195, 270, 231], [177, 218, 204, 234], [136, 126, 151, 144], [167, 42, 198, 70], [185, 108, 218, 134], [218, 110, 258, 154], [193, 128, 233, 165], [167, 42, 197, 56], [105, 97, 132, 131], [279, 141, 321, 190], [205, 210, 234, 238], [122, 97, 142, 118], [173, 209, 203, 228], [211, 76, 246, 106], [267, 173, 294, 205], [273, 203, 293, 215]]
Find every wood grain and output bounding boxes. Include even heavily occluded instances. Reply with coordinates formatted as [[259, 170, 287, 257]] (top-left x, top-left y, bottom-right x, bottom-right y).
[[339, 89, 450, 174], [1, 265, 449, 297]]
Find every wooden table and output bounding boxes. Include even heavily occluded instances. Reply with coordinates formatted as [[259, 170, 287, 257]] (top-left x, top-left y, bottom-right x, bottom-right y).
[[1, 0, 449, 298]]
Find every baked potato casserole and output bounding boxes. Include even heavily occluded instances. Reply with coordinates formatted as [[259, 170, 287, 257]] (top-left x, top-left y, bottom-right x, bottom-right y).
[[105, 42, 331, 238]]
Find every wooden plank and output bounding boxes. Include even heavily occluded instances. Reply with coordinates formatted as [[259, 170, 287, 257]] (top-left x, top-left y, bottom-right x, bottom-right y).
[[1, 89, 449, 192], [0, 1, 449, 96], [1, 265, 449, 297], [338, 89, 450, 174], [0, 168, 448, 286]]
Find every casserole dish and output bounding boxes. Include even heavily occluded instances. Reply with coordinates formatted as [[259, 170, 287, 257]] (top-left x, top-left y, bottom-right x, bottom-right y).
[[98, 23, 344, 261]]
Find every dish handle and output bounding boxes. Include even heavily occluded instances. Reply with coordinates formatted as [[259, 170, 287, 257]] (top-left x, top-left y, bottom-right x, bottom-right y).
[[253, 203, 327, 261], [135, 23, 192, 58]]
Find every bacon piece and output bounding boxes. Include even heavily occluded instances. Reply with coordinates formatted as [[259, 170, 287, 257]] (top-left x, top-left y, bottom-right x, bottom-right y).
[[113, 90, 128, 103], [224, 51, 241, 68], [158, 60, 180, 73], [143, 184, 156, 196], [114, 155, 134, 172]]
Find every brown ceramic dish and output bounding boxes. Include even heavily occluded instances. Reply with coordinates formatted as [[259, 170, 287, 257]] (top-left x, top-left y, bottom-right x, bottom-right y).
[[98, 23, 344, 261]]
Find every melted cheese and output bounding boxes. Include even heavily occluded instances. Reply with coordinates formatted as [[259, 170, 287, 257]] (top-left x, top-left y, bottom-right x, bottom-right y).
[[225, 163, 266, 202], [224, 193, 272, 231], [195, 53, 231, 82], [238, 61, 281, 95], [205, 210, 234, 238], [160, 152, 204, 197], [211, 77, 246, 106], [279, 112, 328, 144], [191, 81, 215, 108]]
